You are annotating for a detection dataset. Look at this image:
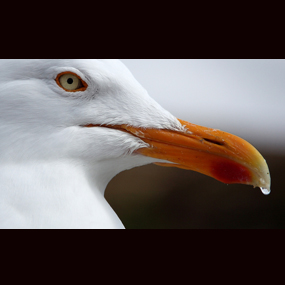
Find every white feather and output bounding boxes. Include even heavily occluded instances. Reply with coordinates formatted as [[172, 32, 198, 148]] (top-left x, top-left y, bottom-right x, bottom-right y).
[[0, 59, 183, 228]]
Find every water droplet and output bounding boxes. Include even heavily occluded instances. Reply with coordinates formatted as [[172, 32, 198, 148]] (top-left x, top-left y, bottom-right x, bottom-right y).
[[260, 187, 270, 195]]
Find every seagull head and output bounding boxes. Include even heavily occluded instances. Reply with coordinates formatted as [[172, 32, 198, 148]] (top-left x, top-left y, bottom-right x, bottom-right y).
[[0, 59, 270, 193]]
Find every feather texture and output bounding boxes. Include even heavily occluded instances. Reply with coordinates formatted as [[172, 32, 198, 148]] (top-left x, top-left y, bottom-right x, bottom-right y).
[[0, 59, 182, 228]]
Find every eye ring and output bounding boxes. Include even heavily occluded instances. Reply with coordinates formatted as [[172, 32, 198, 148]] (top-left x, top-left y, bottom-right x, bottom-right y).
[[55, 71, 88, 92]]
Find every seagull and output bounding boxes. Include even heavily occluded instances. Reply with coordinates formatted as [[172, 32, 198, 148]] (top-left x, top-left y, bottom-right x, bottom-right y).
[[0, 59, 271, 229]]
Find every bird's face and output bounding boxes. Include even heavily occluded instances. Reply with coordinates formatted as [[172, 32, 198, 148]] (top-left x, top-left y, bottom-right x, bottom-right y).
[[0, 59, 270, 192]]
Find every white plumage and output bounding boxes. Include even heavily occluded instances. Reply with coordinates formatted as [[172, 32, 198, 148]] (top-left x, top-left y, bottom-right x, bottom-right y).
[[0, 59, 184, 229]]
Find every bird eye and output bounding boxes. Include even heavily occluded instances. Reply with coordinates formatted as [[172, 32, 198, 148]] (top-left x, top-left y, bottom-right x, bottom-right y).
[[56, 72, 88, 92]]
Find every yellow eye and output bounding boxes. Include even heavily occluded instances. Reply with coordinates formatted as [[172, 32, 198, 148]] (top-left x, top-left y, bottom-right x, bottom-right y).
[[56, 72, 88, 92]]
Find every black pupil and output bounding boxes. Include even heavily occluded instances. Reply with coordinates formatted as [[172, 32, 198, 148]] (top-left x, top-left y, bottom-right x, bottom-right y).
[[67, 78, 73, 84]]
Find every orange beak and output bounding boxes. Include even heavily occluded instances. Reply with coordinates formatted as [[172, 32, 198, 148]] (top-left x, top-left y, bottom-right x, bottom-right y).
[[85, 118, 271, 194]]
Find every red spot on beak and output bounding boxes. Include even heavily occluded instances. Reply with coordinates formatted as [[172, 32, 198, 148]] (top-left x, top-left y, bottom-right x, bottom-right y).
[[211, 160, 252, 184]]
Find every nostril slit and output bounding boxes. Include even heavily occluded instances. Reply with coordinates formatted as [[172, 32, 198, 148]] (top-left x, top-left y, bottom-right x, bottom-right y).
[[203, 138, 224, 146]]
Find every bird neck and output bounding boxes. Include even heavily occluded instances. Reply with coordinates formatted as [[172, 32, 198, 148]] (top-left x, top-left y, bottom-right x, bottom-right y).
[[0, 160, 124, 228]]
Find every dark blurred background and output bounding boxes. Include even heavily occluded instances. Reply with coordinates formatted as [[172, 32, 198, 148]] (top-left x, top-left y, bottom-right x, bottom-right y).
[[105, 152, 284, 228], [105, 60, 285, 229]]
